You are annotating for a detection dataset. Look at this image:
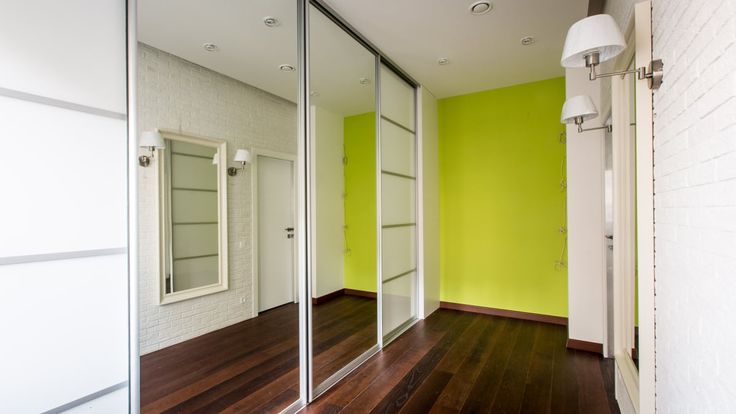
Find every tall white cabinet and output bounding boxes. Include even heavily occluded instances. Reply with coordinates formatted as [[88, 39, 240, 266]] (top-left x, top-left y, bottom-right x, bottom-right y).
[[0, 1, 131, 412]]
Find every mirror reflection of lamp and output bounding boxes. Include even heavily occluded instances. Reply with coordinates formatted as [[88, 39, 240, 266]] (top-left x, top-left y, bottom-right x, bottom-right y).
[[228, 149, 252, 176], [561, 95, 611, 134], [138, 129, 165, 167]]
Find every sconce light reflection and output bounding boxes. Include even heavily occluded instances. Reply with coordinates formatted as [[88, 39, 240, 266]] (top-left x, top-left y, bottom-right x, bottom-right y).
[[228, 149, 252, 176], [561, 95, 611, 134], [138, 129, 165, 167]]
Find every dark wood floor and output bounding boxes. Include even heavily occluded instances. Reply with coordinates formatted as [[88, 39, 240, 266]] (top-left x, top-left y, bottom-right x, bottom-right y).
[[305, 309, 619, 414], [141, 302, 618, 414], [140, 295, 377, 414]]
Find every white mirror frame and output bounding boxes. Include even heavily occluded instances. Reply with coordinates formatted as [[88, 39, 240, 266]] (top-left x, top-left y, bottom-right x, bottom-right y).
[[610, 2, 656, 413], [157, 130, 229, 305]]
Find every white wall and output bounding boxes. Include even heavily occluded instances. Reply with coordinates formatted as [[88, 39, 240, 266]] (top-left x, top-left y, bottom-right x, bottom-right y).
[[565, 68, 607, 345], [138, 43, 297, 354], [310, 105, 346, 298], [650, 0, 736, 411], [0, 1, 129, 412], [419, 87, 440, 317]]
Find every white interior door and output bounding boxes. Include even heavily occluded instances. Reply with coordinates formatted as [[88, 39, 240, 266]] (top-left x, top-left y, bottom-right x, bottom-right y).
[[258, 155, 296, 312]]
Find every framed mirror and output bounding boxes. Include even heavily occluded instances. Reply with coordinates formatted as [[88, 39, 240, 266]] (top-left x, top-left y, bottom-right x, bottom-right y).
[[158, 131, 228, 304]]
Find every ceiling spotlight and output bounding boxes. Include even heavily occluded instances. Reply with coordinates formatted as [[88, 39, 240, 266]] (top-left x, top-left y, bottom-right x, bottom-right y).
[[437, 58, 450, 65], [202, 43, 219, 52], [521, 36, 536, 46], [279, 64, 295, 72], [359, 77, 371, 85], [263, 16, 280, 27], [469, 1, 493, 15]]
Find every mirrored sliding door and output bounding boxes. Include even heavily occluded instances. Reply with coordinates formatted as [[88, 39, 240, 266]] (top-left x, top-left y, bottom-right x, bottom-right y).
[[308, 3, 379, 395], [379, 65, 419, 342], [137, 0, 302, 412]]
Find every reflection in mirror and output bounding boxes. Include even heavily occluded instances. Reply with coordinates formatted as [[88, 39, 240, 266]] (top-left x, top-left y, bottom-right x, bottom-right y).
[[137, 0, 300, 412], [309, 4, 378, 389], [160, 134, 227, 303], [628, 62, 639, 369]]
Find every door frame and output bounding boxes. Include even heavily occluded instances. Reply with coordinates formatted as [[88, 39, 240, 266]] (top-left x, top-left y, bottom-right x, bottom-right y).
[[252, 148, 299, 316]]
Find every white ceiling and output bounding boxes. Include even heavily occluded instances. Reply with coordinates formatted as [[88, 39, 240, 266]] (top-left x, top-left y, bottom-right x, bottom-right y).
[[138, 0, 299, 103], [139, 0, 588, 109], [323, 0, 588, 98]]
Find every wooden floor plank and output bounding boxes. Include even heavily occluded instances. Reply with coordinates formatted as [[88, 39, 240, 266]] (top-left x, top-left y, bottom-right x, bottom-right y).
[[428, 316, 508, 413], [368, 312, 475, 413], [519, 322, 558, 414]]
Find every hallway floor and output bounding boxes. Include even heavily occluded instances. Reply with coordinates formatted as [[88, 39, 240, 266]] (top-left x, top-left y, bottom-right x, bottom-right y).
[[305, 309, 619, 414], [140, 304, 617, 413]]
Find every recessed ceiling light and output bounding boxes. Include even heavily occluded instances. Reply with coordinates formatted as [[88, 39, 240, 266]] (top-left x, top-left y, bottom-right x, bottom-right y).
[[202, 43, 219, 52], [521, 36, 536, 46], [359, 77, 371, 85], [438, 58, 450, 65], [469, 1, 493, 15], [263, 16, 280, 27], [279, 64, 295, 72]]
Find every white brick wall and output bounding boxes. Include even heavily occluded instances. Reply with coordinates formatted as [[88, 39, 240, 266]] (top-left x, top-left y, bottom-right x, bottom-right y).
[[652, 0, 736, 412], [137, 43, 297, 354]]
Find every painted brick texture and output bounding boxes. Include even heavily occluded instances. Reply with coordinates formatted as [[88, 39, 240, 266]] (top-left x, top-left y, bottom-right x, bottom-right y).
[[137, 43, 297, 354], [652, 0, 736, 412]]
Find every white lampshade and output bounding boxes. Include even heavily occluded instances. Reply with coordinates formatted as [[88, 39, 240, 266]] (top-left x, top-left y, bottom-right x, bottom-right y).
[[234, 149, 252, 163], [561, 95, 599, 123], [560, 14, 626, 68], [139, 130, 165, 149]]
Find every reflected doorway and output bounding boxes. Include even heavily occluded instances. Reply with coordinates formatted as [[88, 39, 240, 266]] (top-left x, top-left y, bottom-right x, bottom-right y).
[[257, 153, 297, 313]]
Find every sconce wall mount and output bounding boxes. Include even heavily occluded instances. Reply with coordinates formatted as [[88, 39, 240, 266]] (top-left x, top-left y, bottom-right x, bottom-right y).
[[585, 51, 663, 90]]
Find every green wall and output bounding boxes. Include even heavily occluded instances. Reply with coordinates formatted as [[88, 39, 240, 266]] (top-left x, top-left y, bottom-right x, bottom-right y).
[[438, 77, 568, 317], [343, 113, 377, 293]]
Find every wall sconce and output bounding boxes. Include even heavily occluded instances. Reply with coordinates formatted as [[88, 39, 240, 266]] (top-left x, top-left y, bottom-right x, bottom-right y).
[[227, 149, 252, 176], [561, 95, 612, 133], [561, 14, 663, 89], [138, 129, 165, 167]]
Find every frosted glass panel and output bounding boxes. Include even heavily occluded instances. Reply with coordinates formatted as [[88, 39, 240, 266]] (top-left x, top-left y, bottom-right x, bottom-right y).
[[0, 0, 127, 113], [381, 174, 416, 225], [0, 96, 127, 258], [382, 273, 416, 334], [171, 154, 218, 190], [173, 224, 218, 258], [62, 387, 128, 414], [173, 256, 219, 291], [380, 120, 415, 177], [172, 190, 218, 223], [381, 226, 416, 279], [171, 140, 216, 157], [0, 255, 129, 413], [380, 66, 414, 130]]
